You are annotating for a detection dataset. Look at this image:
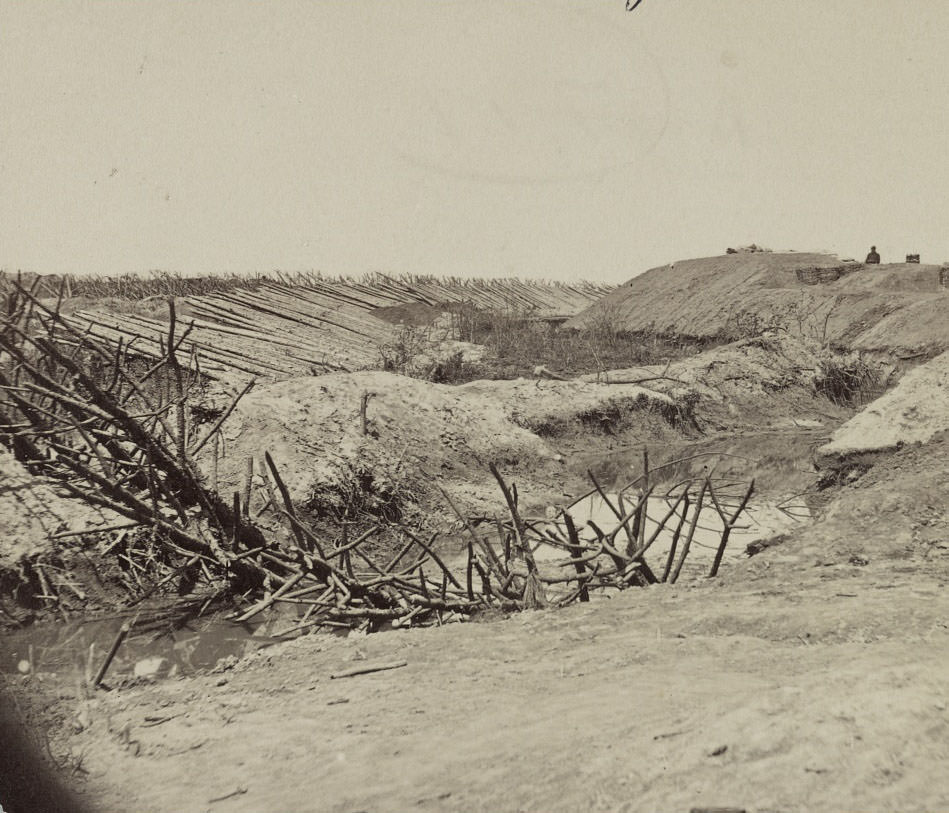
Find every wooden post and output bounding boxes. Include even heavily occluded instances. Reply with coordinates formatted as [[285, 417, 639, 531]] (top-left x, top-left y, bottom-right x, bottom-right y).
[[638, 447, 649, 550], [563, 511, 590, 602], [94, 621, 131, 689], [241, 456, 254, 518], [360, 391, 375, 436], [670, 479, 708, 584]]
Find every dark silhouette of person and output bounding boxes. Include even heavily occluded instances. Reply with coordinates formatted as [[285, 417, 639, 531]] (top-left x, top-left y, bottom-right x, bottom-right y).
[[865, 246, 881, 264]]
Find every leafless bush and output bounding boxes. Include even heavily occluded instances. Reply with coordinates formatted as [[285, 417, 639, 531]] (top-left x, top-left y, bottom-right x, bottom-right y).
[[305, 454, 412, 525], [813, 353, 880, 406], [378, 326, 433, 374], [378, 326, 481, 383], [726, 294, 841, 344]]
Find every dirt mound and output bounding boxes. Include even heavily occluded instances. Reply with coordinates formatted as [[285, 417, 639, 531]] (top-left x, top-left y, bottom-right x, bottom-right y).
[[211, 371, 679, 520], [566, 252, 949, 353], [457, 377, 678, 434], [0, 452, 117, 569], [817, 349, 949, 462], [742, 431, 949, 582], [582, 333, 854, 433]]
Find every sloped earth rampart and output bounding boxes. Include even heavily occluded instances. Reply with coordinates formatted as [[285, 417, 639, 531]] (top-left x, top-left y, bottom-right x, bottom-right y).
[[566, 252, 949, 355]]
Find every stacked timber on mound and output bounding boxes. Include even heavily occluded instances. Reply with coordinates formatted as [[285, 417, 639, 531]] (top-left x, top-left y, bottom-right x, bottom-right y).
[[566, 253, 949, 354], [2, 270, 610, 314], [65, 278, 610, 383], [795, 263, 862, 285], [299, 275, 611, 316], [67, 283, 399, 381]]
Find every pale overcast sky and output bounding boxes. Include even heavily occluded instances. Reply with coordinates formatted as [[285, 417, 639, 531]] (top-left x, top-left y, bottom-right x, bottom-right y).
[[2, 1, 948, 282]]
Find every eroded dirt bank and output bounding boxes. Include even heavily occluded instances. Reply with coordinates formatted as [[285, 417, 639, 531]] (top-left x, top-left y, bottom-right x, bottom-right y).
[[818, 348, 949, 462]]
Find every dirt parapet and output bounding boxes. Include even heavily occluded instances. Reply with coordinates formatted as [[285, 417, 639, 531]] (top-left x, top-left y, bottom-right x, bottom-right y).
[[210, 371, 678, 521], [457, 377, 681, 435], [566, 252, 949, 354]]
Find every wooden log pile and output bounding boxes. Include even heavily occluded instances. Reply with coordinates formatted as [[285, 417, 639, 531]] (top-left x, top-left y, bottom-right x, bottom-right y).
[[64, 283, 402, 382]]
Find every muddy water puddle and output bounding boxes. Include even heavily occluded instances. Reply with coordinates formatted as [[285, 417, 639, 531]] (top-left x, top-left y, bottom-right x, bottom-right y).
[[1, 607, 303, 682]]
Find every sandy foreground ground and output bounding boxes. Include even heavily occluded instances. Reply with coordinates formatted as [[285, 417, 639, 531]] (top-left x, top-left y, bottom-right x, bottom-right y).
[[47, 431, 948, 813], [65, 572, 949, 813]]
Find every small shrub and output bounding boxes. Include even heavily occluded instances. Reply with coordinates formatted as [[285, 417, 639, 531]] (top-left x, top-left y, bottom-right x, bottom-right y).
[[725, 309, 790, 340], [428, 351, 468, 384], [378, 328, 484, 383], [813, 353, 880, 406], [305, 455, 411, 524], [378, 327, 431, 374]]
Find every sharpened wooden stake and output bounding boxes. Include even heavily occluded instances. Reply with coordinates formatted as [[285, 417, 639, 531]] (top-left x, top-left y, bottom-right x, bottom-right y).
[[94, 620, 131, 689], [639, 447, 649, 550], [563, 511, 590, 602], [670, 479, 708, 584], [241, 456, 254, 518], [662, 494, 690, 583], [465, 541, 474, 601]]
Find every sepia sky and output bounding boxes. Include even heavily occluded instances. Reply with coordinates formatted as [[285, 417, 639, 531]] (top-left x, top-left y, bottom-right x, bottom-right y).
[[2, 0, 949, 282]]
